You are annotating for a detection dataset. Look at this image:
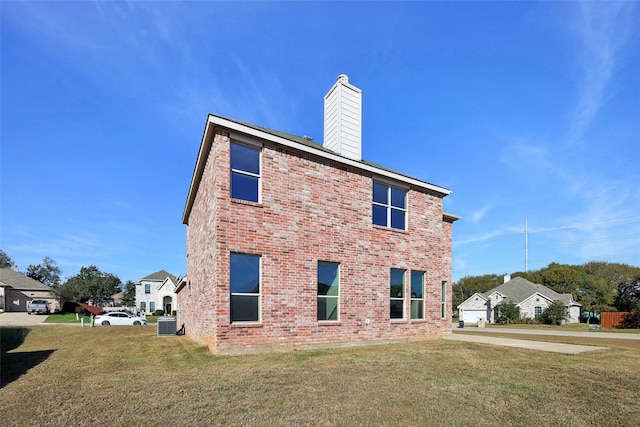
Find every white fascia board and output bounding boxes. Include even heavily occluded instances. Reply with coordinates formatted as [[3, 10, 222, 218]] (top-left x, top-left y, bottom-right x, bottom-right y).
[[214, 116, 452, 196], [518, 292, 553, 307], [457, 292, 488, 309]]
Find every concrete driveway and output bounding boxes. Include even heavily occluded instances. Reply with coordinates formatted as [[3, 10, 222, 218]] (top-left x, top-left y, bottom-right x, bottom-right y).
[[444, 333, 608, 354], [442, 326, 640, 354], [0, 312, 47, 326]]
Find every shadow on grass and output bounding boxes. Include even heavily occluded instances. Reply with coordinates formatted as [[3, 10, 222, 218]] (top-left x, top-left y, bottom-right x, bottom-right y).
[[1, 327, 55, 388]]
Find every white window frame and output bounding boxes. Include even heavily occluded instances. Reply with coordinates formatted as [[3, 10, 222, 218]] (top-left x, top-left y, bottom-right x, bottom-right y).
[[411, 271, 425, 320], [230, 141, 261, 203], [230, 253, 261, 323], [373, 182, 407, 230], [144, 283, 150, 294], [390, 268, 406, 320]]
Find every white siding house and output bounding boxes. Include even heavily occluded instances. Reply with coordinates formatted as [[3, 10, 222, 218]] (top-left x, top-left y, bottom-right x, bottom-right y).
[[135, 270, 178, 315]]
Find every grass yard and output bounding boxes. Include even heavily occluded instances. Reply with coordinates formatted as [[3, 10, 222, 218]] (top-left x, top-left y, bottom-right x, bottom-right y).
[[2, 326, 639, 426], [44, 312, 93, 323]]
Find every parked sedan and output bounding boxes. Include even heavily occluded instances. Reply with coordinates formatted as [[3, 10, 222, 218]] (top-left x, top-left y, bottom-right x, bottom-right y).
[[94, 312, 147, 326]]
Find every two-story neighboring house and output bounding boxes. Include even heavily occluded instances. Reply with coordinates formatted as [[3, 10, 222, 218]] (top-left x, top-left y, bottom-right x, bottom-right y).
[[177, 75, 459, 354], [135, 270, 178, 315]]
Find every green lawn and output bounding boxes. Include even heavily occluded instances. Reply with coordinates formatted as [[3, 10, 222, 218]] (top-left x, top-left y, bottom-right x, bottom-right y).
[[44, 312, 92, 323], [2, 326, 639, 426], [44, 312, 174, 325]]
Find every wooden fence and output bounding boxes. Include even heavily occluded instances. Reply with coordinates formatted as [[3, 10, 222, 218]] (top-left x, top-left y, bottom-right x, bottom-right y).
[[601, 312, 633, 329]]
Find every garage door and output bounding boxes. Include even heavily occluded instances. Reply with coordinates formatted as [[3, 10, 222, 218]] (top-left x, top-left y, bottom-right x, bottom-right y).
[[462, 310, 486, 323]]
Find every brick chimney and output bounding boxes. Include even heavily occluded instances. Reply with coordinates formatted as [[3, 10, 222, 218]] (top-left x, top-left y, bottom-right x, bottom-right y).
[[323, 74, 362, 161]]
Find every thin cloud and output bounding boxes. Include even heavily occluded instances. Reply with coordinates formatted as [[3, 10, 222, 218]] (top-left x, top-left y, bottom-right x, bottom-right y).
[[469, 204, 491, 224], [567, 1, 635, 146]]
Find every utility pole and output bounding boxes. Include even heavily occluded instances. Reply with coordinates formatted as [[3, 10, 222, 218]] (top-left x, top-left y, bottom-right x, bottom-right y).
[[525, 220, 529, 273]]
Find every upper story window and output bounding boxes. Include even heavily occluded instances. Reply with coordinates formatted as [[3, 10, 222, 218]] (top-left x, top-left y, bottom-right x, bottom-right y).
[[317, 261, 339, 321], [230, 253, 261, 323], [144, 284, 150, 294], [230, 142, 261, 203], [372, 182, 407, 230]]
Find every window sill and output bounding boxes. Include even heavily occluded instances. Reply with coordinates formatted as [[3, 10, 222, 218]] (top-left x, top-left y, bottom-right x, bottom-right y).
[[230, 322, 263, 329], [372, 224, 408, 234], [318, 321, 341, 326], [231, 198, 264, 208], [390, 319, 408, 324], [410, 319, 428, 324]]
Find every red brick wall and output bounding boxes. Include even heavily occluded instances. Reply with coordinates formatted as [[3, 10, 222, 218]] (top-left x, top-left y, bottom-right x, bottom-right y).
[[181, 128, 454, 354]]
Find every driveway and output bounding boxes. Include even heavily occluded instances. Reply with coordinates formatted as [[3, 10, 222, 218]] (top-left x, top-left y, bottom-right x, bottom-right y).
[[442, 325, 640, 354], [444, 333, 608, 354], [455, 326, 640, 340], [0, 312, 47, 326]]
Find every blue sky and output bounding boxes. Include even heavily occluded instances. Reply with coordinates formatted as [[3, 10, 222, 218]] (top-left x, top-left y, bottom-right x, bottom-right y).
[[2, 1, 639, 283]]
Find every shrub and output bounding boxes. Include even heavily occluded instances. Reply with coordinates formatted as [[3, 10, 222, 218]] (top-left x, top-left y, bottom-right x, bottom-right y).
[[620, 312, 640, 329], [496, 302, 520, 324], [171, 310, 177, 316], [153, 309, 165, 316], [542, 300, 570, 325]]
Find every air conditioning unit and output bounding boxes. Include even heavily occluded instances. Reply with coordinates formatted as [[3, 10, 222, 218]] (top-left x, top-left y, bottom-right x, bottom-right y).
[[157, 317, 177, 336]]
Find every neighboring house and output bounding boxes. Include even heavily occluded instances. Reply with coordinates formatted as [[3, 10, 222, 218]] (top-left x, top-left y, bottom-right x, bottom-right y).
[[177, 75, 460, 354], [457, 276, 581, 324], [0, 268, 59, 312], [135, 270, 178, 315]]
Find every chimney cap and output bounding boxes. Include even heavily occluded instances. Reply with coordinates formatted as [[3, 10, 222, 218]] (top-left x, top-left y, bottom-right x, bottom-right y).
[[337, 74, 349, 83]]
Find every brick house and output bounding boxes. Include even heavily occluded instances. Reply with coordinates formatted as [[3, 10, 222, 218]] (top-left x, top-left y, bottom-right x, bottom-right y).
[[457, 276, 581, 324], [178, 75, 459, 354], [457, 275, 582, 323]]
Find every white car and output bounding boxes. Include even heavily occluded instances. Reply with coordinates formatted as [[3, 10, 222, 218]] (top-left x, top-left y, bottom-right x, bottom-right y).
[[94, 312, 147, 326]]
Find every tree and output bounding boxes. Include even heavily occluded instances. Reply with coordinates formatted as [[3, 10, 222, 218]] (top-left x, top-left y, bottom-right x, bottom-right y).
[[54, 265, 122, 304], [615, 275, 640, 312], [26, 256, 62, 287], [583, 261, 640, 287], [576, 275, 616, 315], [496, 302, 520, 324], [542, 300, 570, 325], [121, 280, 136, 306], [530, 263, 584, 296], [0, 249, 16, 269]]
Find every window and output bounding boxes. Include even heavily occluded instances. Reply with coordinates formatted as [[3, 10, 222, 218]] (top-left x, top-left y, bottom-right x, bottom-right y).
[[140, 302, 146, 312], [150, 301, 155, 312], [144, 284, 150, 294], [535, 306, 542, 319], [230, 142, 261, 202], [390, 269, 405, 319], [411, 271, 425, 320], [317, 261, 339, 321], [230, 253, 260, 322], [372, 182, 407, 230], [441, 281, 447, 318]]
